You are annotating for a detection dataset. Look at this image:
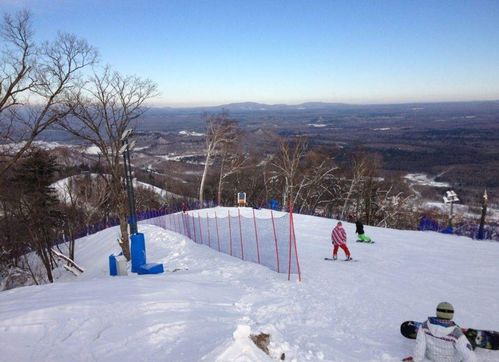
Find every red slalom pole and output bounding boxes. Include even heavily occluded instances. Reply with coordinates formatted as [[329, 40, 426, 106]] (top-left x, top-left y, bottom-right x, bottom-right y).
[[288, 205, 292, 281], [271, 210, 280, 273]]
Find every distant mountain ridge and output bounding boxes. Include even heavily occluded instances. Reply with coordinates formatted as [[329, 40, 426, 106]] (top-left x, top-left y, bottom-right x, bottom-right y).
[[214, 101, 351, 111], [150, 100, 499, 113]]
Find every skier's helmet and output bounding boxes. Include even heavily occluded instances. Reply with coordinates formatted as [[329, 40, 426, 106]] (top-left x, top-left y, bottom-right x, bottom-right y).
[[436, 302, 454, 320]]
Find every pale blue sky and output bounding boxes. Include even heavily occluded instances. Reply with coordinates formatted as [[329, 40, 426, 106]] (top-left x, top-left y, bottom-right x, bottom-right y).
[[2, 0, 499, 106]]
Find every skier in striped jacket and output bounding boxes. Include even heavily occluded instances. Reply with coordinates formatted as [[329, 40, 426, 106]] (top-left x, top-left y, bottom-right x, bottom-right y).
[[331, 221, 352, 261]]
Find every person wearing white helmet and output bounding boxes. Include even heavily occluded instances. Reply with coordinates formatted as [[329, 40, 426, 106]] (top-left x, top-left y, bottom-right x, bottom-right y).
[[413, 302, 476, 362]]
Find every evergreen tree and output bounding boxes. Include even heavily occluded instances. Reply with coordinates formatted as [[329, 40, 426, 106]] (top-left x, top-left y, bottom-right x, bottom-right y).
[[11, 149, 62, 283]]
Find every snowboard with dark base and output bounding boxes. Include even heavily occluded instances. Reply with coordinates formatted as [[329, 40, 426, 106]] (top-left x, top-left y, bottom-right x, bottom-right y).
[[356, 239, 375, 243], [324, 257, 359, 262], [400, 320, 499, 350]]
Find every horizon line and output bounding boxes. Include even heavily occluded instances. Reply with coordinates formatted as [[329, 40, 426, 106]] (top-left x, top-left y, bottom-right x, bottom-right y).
[[147, 98, 499, 109]]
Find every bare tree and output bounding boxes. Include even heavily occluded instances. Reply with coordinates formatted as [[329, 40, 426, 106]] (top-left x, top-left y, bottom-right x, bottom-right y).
[[340, 154, 369, 220], [271, 137, 307, 211], [62, 67, 157, 260], [292, 149, 338, 214], [199, 113, 237, 205], [216, 132, 247, 205], [134, 183, 165, 211], [58, 177, 83, 263], [0, 10, 97, 180], [78, 174, 111, 229], [337, 150, 417, 227], [373, 186, 415, 228]]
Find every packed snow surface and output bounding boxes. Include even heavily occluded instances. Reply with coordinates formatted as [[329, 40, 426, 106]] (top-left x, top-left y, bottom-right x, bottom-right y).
[[1, 207, 498, 361]]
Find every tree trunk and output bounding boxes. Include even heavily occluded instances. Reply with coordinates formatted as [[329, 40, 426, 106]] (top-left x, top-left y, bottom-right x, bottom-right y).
[[477, 191, 487, 240], [217, 155, 226, 205], [67, 225, 75, 262], [341, 178, 356, 220], [38, 242, 54, 283], [199, 149, 212, 206], [118, 206, 131, 260], [282, 181, 289, 212], [23, 255, 39, 285], [112, 175, 131, 260]]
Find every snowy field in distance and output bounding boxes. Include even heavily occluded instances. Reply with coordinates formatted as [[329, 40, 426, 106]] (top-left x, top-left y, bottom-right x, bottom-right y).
[[424, 201, 499, 222], [0, 208, 498, 361], [52, 174, 180, 202], [404, 173, 450, 188]]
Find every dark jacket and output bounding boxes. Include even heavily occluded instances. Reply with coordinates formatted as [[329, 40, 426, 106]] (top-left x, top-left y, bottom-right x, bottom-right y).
[[355, 221, 364, 235]]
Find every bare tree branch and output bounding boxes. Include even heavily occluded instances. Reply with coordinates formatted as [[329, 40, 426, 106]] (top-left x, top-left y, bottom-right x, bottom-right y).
[[61, 67, 157, 260], [0, 10, 98, 180]]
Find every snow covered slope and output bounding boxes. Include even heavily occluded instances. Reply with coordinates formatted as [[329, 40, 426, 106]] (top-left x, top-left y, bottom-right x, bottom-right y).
[[1, 208, 498, 361]]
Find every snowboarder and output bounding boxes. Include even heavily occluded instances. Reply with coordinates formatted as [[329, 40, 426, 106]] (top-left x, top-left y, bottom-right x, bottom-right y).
[[331, 221, 352, 261], [413, 302, 476, 362], [355, 220, 372, 242]]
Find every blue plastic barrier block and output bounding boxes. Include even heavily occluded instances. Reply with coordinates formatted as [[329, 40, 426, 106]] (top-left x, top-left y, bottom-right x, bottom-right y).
[[131, 233, 146, 273], [109, 252, 123, 276], [109, 255, 117, 276], [441, 226, 454, 234], [137, 263, 164, 275]]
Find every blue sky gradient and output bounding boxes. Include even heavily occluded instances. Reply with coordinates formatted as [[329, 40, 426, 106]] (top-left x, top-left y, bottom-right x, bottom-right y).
[[2, 0, 499, 106]]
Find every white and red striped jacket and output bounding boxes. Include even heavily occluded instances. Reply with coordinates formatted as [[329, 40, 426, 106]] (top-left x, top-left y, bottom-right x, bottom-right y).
[[331, 225, 347, 245]]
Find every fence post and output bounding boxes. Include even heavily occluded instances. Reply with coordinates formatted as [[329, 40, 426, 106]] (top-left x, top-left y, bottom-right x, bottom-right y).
[[192, 215, 197, 243], [181, 214, 186, 235], [215, 211, 221, 252], [198, 212, 203, 244], [228, 210, 233, 256], [252, 208, 261, 264], [182, 213, 187, 235], [206, 216, 211, 248], [238, 208, 244, 260]]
